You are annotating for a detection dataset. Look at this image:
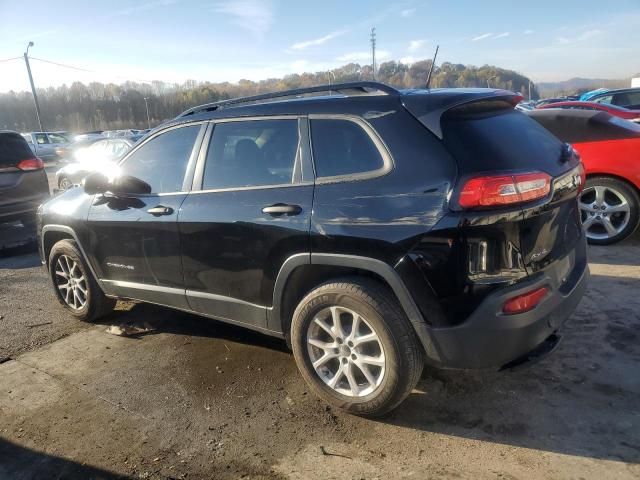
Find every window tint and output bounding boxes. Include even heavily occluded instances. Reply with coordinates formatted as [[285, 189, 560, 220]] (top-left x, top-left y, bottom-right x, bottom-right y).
[[120, 125, 200, 193], [310, 119, 384, 178], [0, 133, 34, 167], [203, 119, 299, 190]]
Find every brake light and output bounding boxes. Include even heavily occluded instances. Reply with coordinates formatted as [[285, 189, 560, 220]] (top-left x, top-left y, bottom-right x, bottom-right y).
[[17, 157, 44, 171], [502, 286, 549, 315], [458, 172, 551, 209]]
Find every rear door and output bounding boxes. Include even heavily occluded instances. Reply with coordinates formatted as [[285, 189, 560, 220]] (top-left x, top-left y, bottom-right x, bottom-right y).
[[179, 117, 314, 330], [440, 106, 585, 275]]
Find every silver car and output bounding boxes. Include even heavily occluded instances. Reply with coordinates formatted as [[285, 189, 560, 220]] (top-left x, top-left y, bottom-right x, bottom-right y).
[[21, 132, 69, 162]]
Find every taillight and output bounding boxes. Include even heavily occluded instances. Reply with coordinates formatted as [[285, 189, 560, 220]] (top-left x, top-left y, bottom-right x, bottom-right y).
[[502, 286, 549, 315], [458, 172, 551, 209], [17, 157, 44, 171]]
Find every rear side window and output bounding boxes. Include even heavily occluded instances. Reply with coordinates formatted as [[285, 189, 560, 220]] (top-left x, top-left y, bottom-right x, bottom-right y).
[[203, 119, 299, 190], [0, 133, 34, 167], [119, 124, 200, 193], [310, 119, 384, 178], [34, 134, 49, 145]]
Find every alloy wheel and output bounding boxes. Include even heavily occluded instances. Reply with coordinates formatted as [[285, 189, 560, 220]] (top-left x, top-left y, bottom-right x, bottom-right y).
[[306, 306, 385, 397], [54, 255, 88, 310], [59, 177, 73, 190], [579, 185, 631, 241]]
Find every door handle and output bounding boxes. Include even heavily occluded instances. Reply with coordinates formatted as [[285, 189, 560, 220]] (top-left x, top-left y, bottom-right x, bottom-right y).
[[262, 203, 302, 216], [147, 205, 174, 216]]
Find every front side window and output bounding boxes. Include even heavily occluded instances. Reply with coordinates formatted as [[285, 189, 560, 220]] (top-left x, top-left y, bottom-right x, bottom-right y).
[[310, 119, 384, 178], [119, 124, 200, 194], [34, 133, 49, 145], [202, 119, 299, 190]]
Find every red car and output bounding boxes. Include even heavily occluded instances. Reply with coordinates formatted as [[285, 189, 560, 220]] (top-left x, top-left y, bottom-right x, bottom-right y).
[[537, 101, 640, 123], [528, 109, 640, 244]]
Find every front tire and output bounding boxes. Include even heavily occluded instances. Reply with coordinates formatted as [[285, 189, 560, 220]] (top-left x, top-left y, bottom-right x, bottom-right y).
[[58, 176, 72, 190], [290, 278, 424, 417], [579, 176, 640, 245], [49, 239, 115, 321]]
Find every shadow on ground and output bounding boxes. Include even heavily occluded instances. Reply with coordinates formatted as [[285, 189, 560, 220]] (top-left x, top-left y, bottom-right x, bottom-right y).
[[0, 438, 128, 480]]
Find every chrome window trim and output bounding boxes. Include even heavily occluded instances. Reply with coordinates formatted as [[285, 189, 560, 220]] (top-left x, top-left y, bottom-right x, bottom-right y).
[[308, 113, 394, 184], [188, 181, 314, 195]]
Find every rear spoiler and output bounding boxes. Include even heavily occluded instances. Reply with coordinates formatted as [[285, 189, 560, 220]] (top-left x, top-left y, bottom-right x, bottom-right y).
[[401, 89, 523, 139]]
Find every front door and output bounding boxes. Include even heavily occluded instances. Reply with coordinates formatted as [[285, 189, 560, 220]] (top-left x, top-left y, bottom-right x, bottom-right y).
[[86, 123, 204, 309], [179, 117, 314, 330]]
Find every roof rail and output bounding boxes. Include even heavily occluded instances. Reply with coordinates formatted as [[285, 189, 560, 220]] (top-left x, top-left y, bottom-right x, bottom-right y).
[[178, 81, 400, 117]]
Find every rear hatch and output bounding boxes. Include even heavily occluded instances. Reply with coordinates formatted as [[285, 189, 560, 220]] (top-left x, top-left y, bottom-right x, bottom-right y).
[[0, 132, 48, 210], [405, 92, 585, 277]]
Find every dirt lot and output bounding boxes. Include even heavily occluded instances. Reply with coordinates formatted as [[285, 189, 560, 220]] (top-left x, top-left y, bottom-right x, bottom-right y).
[[0, 180, 639, 479]]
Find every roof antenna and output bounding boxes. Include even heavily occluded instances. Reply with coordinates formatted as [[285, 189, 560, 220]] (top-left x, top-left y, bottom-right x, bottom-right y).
[[425, 45, 439, 90]]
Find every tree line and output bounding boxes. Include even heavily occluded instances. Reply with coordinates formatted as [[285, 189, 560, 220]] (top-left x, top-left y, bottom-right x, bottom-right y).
[[0, 60, 539, 133]]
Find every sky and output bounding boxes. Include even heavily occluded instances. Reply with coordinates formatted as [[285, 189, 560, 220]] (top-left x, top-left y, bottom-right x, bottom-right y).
[[0, 0, 639, 93]]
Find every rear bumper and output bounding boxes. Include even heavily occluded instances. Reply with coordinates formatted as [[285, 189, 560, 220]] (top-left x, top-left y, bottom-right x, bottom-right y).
[[422, 255, 589, 370]]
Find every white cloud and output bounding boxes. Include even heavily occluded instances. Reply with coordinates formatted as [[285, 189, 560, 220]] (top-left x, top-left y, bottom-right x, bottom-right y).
[[494, 32, 510, 39], [337, 50, 390, 63], [400, 55, 417, 64], [472, 33, 493, 42], [556, 29, 603, 45], [290, 30, 348, 51], [400, 8, 415, 17], [408, 39, 426, 52], [211, 0, 274, 37], [523, 29, 534, 35], [111, 0, 177, 17]]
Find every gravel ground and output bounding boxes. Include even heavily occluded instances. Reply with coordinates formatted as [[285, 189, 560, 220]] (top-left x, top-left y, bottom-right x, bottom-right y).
[[0, 169, 638, 479]]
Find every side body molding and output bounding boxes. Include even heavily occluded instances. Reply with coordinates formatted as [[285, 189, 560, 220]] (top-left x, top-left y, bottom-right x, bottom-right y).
[[269, 252, 441, 362]]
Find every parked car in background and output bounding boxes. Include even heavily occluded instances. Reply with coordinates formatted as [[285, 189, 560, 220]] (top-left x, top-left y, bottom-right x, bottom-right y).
[[528, 109, 640, 244], [582, 87, 640, 109], [38, 82, 588, 416], [55, 137, 137, 190], [536, 101, 640, 122], [21, 132, 69, 162], [0, 131, 49, 227], [72, 131, 104, 143], [55, 137, 106, 164]]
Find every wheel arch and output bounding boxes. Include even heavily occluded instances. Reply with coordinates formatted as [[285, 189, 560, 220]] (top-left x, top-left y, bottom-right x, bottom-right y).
[[41, 225, 104, 293], [586, 172, 640, 194], [269, 253, 437, 358]]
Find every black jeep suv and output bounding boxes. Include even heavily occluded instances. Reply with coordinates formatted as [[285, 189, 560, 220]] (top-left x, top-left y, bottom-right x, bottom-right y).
[[38, 82, 589, 416]]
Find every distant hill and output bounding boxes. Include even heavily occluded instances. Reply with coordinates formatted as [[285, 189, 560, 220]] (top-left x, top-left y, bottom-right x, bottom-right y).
[[537, 77, 632, 98]]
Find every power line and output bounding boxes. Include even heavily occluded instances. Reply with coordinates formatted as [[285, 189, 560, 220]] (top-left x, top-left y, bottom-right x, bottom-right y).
[[0, 56, 21, 63], [28, 56, 160, 85]]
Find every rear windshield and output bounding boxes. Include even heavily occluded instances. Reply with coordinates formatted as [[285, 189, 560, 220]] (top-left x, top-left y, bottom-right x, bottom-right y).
[[442, 110, 564, 176], [0, 133, 34, 167]]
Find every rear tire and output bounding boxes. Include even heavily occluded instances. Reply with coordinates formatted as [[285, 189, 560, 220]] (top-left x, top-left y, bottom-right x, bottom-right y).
[[290, 278, 424, 417], [48, 239, 115, 321], [580, 177, 640, 245]]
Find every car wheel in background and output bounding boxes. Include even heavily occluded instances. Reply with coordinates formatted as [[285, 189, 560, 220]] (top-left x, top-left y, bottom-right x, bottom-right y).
[[48, 239, 116, 321], [579, 176, 640, 245], [290, 278, 424, 417]]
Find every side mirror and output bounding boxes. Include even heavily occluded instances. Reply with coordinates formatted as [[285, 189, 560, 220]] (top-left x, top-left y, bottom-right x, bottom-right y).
[[83, 172, 109, 195], [111, 175, 152, 196]]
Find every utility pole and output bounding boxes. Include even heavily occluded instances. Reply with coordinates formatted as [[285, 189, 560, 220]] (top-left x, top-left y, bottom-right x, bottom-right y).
[[143, 97, 151, 129], [370, 27, 376, 81], [528, 81, 532, 100], [23, 42, 44, 132]]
